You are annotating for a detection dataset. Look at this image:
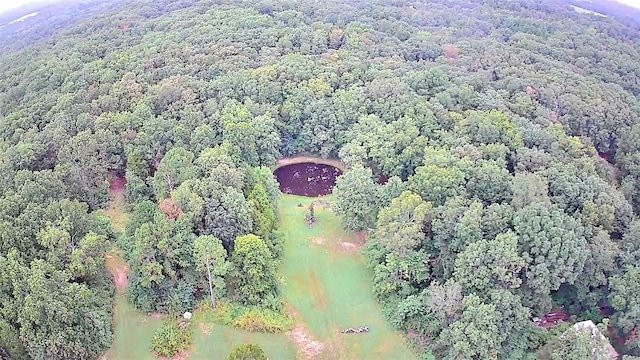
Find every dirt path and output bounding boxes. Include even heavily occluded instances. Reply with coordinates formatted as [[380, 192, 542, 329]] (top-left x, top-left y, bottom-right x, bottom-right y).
[[274, 156, 346, 172], [285, 304, 325, 359], [105, 253, 129, 291]]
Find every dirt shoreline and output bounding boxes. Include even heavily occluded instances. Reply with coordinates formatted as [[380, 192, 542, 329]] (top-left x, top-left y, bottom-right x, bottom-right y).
[[273, 156, 346, 172]]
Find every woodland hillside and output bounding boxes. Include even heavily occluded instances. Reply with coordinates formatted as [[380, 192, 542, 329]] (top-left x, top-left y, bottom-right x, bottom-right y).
[[1, 0, 640, 359]]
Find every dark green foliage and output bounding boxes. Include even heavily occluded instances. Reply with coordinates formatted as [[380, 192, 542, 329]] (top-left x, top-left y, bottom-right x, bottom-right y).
[[2, 0, 640, 357], [226, 343, 268, 360]]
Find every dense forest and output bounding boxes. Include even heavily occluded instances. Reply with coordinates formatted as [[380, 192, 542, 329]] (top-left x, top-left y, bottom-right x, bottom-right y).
[[1, 0, 640, 358]]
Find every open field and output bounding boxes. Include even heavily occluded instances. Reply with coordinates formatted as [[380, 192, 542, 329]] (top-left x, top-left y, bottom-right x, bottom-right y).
[[280, 194, 415, 360]]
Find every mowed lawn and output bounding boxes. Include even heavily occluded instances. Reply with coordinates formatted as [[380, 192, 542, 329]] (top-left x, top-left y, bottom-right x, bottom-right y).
[[281, 195, 415, 360], [107, 290, 296, 360]]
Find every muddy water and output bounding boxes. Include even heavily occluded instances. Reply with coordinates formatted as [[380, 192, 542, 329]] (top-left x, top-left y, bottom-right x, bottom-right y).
[[274, 162, 343, 197]]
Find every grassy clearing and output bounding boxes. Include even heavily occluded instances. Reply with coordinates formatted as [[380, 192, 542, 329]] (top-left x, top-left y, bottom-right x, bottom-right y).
[[281, 195, 415, 360], [106, 297, 296, 360], [102, 185, 129, 233]]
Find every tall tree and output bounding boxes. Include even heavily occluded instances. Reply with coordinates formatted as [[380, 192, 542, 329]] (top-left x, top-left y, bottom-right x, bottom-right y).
[[230, 234, 279, 309], [193, 235, 229, 308], [333, 165, 379, 231], [375, 191, 431, 258]]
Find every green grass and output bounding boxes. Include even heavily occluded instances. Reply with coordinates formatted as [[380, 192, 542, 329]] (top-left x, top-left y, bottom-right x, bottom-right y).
[[190, 315, 296, 359], [106, 296, 296, 360], [106, 292, 165, 360], [280, 195, 415, 360]]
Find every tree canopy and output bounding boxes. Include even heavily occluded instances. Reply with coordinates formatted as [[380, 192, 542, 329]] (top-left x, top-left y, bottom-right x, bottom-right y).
[[2, 0, 640, 358]]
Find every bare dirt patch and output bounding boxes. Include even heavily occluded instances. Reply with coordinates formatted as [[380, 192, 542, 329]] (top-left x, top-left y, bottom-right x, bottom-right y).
[[105, 254, 129, 290], [285, 303, 325, 359], [108, 172, 127, 196], [311, 237, 326, 245], [287, 325, 325, 359], [199, 323, 212, 336], [150, 312, 163, 319], [171, 350, 190, 360], [339, 242, 359, 252]]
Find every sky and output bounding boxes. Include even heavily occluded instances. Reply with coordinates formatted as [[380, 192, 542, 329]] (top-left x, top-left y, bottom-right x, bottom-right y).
[[0, 0, 639, 16], [0, 1, 33, 14], [616, 0, 640, 8]]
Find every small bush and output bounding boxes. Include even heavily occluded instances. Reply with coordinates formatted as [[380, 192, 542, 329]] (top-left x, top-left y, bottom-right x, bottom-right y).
[[210, 301, 245, 325], [232, 307, 293, 333], [202, 300, 292, 333], [226, 343, 267, 360], [151, 320, 192, 357]]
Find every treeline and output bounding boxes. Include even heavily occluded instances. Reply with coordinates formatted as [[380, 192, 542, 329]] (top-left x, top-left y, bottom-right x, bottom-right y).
[[1, 0, 640, 358]]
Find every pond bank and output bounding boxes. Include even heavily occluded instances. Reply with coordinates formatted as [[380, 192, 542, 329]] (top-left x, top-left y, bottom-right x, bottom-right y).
[[273, 156, 346, 172]]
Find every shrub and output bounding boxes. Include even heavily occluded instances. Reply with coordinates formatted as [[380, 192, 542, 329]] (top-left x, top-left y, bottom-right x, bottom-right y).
[[209, 301, 245, 325], [226, 343, 267, 360], [202, 300, 292, 333], [232, 308, 293, 333], [151, 319, 192, 357]]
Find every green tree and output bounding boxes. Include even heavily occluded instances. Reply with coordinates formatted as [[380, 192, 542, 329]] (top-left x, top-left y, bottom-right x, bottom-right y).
[[333, 165, 379, 231], [56, 129, 122, 209], [375, 191, 431, 258], [152, 147, 197, 199], [466, 160, 512, 204], [550, 325, 614, 360], [609, 265, 640, 334], [231, 234, 280, 309], [409, 164, 465, 207], [453, 232, 525, 297], [193, 235, 229, 308], [439, 294, 503, 360], [513, 203, 588, 313]]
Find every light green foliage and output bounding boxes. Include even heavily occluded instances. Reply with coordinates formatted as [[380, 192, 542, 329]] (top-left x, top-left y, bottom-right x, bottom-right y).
[[454, 232, 525, 296], [511, 172, 551, 210], [12, 258, 113, 360], [333, 165, 380, 231], [609, 266, 640, 333], [439, 294, 503, 360], [3, 0, 640, 358], [193, 235, 230, 307], [549, 326, 614, 360], [466, 160, 512, 203], [376, 191, 431, 258], [151, 320, 192, 357], [513, 203, 588, 312], [409, 164, 466, 207], [127, 212, 197, 313], [463, 111, 523, 151], [56, 129, 122, 209], [152, 147, 198, 200], [221, 103, 280, 167]]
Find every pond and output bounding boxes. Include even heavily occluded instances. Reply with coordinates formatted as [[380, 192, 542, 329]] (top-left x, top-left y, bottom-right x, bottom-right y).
[[274, 162, 343, 197]]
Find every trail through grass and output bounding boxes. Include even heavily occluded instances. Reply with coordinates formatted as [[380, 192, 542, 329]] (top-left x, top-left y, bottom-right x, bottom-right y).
[[281, 195, 415, 360]]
